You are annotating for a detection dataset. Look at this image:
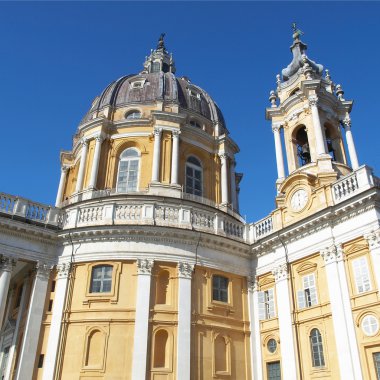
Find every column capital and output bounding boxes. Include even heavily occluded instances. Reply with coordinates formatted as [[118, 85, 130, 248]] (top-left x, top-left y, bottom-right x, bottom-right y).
[[153, 127, 163, 137], [308, 95, 319, 107], [364, 229, 380, 250], [247, 274, 258, 292], [137, 258, 154, 275], [320, 244, 344, 264], [0, 256, 17, 272], [56, 262, 71, 279], [35, 262, 52, 280], [178, 262, 194, 279], [272, 122, 283, 133], [342, 115, 352, 129], [81, 138, 89, 148], [61, 165, 70, 173], [218, 152, 229, 161], [94, 135, 104, 143], [272, 263, 288, 282], [172, 130, 181, 138]]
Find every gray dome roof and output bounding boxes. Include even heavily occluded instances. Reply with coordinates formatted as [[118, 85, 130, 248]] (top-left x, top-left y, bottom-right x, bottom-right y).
[[80, 72, 226, 128]]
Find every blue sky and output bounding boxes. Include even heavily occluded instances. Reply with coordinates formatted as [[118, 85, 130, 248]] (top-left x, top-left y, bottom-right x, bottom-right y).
[[1, 2, 379, 222]]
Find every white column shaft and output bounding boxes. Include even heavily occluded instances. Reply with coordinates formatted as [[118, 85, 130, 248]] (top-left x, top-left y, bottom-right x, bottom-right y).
[[132, 270, 152, 380], [55, 168, 68, 207], [310, 101, 327, 156], [177, 273, 192, 379], [273, 127, 285, 179], [75, 141, 89, 192], [324, 259, 360, 380], [152, 129, 162, 183], [248, 286, 263, 380], [15, 268, 50, 380], [345, 126, 359, 170], [171, 132, 180, 185], [88, 137, 103, 189], [275, 277, 298, 380], [4, 280, 27, 380], [42, 268, 70, 380], [230, 161, 237, 211], [220, 155, 229, 204], [0, 265, 13, 328], [370, 247, 380, 291]]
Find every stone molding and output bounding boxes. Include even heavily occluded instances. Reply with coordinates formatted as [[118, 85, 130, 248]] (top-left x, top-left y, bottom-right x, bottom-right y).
[[0, 256, 17, 272], [364, 229, 380, 251], [272, 263, 288, 282], [57, 262, 71, 279], [178, 262, 194, 279], [137, 258, 154, 275]]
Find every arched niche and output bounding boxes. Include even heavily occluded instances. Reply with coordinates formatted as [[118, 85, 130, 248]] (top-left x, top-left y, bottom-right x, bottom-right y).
[[292, 125, 311, 168], [156, 270, 171, 305]]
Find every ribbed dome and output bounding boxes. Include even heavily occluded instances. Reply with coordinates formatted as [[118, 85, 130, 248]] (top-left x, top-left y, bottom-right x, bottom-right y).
[[81, 72, 226, 128]]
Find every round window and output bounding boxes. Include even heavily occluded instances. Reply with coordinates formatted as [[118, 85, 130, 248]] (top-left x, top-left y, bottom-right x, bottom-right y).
[[267, 338, 277, 353], [362, 315, 379, 336]]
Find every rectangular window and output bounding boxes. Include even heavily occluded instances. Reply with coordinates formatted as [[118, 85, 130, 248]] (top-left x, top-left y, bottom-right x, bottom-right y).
[[267, 361, 281, 380], [258, 288, 275, 320], [38, 354, 44, 368], [374, 352, 380, 380], [352, 257, 371, 293], [297, 273, 318, 309], [90, 265, 113, 293], [212, 275, 229, 302], [48, 299, 53, 312], [51, 280, 56, 292]]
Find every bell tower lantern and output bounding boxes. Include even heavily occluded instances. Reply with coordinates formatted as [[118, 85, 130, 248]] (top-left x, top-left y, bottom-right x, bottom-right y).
[[266, 25, 360, 194]]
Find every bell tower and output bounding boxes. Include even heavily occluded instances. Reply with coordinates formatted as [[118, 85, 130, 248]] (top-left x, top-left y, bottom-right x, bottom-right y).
[[266, 25, 361, 220]]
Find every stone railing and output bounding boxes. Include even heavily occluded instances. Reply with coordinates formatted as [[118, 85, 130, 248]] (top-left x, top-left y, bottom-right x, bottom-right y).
[[332, 165, 375, 204], [0, 193, 60, 227], [249, 214, 274, 242], [63, 199, 246, 242]]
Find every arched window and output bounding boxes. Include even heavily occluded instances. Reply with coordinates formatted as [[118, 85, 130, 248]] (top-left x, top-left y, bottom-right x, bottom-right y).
[[212, 275, 229, 303], [294, 126, 311, 166], [185, 156, 202, 196], [125, 110, 141, 120], [90, 265, 113, 293], [116, 148, 140, 192], [310, 328, 325, 367], [324, 127, 336, 161], [153, 330, 169, 368], [156, 270, 170, 305]]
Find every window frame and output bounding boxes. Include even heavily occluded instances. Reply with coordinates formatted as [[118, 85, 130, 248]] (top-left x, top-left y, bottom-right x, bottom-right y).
[[266, 361, 281, 380], [352, 256, 372, 294], [116, 148, 141, 193], [90, 265, 113, 294], [185, 155, 203, 197], [125, 110, 142, 120], [258, 288, 276, 320], [309, 328, 325, 368], [212, 275, 229, 303], [297, 273, 318, 309]]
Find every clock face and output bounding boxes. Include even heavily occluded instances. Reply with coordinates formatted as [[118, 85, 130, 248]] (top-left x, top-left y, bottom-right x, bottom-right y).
[[290, 189, 308, 211]]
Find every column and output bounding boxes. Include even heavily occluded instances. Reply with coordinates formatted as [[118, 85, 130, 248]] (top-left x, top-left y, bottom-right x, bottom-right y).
[[308, 96, 327, 156], [171, 130, 180, 185], [15, 263, 51, 380], [320, 246, 362, 380], [75, 139, 89, 193], [364, 230, 380, 294], [151, 128, 162, 183], [176, 262, 194, 380], [342, 116, 359, 170], [0, 256, 16, 329], [230, 159, 237, 211], [247, 276, 263, 380], [272, 123, 285, 180], [219, 153, 229, 205], [4, 278, 28, 380], [272, 264, 298, 380], [131, 259, 153, 380], [42, 263, 71, 380], [88, 135, 104, 189], [55, 166, 69, 207]]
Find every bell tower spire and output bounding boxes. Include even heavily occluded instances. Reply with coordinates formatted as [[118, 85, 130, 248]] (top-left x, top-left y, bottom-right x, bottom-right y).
[[266, 26, 359, 198]]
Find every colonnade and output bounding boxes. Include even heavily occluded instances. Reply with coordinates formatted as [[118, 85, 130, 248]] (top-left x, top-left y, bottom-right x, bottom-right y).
[[271, 96, 360, 183], [56, 127, 239, 211]]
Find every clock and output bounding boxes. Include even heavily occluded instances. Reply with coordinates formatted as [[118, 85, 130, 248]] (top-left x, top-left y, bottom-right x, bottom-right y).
[[290, 189, 308, 211]]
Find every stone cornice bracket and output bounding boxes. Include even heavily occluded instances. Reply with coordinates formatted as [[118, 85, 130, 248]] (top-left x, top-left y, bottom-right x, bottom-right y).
[[272, 122, 283, 133], [308, 95, 319, 108], [35, 262, 52, 280], [0, 256, 17, 272], [272, 263, 288, 283], [247, 274, 258, 292], [137, 258, 154, 275], [57, 262, 71, 279], [178, 262, 194, 279], [320, 244, 343, 264], [364, 229, 380, 250]]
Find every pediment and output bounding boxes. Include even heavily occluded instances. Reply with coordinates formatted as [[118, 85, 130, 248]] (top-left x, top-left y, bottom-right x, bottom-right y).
[[259, 277, 275, 287], [296, 261, 317, 274], [345, 243, 368, 256]]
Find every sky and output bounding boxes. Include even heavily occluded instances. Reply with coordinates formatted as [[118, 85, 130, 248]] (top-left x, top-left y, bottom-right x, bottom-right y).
[[0, 1, 379, 222]]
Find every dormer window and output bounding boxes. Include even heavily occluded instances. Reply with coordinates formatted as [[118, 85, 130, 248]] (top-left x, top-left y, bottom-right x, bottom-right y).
[[132, 81, 143, 89], [151, 62, 160, 73], [125, 110, 142, 120], [190, 120, 201, 129], [189, 89, 201, 99]]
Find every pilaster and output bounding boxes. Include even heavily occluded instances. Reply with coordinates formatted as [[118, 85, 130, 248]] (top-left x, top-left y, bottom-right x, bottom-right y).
[[364, 229, 380, 290], [0, 256, 17, 329]]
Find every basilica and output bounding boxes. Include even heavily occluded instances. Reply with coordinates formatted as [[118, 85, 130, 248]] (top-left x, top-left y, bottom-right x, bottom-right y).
[[0, 28, 379, 380]]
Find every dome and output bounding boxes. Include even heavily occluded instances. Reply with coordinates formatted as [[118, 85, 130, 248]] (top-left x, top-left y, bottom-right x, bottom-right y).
[[80, 73, 226, 128], [80, 35, 225, 128]]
